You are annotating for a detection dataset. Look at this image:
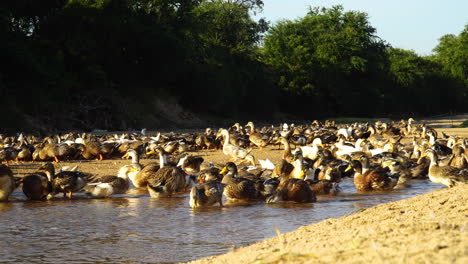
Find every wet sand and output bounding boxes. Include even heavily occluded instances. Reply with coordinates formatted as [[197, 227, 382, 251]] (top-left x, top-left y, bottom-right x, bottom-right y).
[[188, 184, 467, 264]]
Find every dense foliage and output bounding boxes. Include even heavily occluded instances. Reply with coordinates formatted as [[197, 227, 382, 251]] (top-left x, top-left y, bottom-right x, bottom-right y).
[[0, 1, 466, 132], [262, 6, 467, 118]]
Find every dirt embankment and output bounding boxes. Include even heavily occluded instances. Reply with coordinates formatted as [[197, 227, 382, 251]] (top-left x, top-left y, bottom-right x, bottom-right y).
[[188, 184, 468, 264]]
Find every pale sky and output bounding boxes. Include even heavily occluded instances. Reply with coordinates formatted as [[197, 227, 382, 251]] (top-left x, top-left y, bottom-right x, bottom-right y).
[[254, 0, 468, 56]]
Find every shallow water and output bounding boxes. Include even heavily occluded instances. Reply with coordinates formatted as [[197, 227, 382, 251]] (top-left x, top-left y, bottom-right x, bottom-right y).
[[0, 179, 444, 264]]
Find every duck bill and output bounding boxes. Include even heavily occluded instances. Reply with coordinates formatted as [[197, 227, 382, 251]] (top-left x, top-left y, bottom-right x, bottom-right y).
[[220, 167, 228, 174], [344, 164, 353, 172]]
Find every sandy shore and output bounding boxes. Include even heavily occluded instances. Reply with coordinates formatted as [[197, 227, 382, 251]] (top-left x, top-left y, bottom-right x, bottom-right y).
[[188, 184, 467, 264]]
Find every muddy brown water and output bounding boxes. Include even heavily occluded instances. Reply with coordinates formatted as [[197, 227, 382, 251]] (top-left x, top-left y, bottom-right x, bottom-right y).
[[0, 177, 444, 264]]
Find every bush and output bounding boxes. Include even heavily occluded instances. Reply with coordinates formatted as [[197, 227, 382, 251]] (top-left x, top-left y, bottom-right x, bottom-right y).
[[458, 120, 468, 128]]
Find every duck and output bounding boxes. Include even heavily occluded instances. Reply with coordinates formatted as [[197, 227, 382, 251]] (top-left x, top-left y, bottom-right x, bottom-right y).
[[257, 177, 280, 198], [427, 131, 452, 157], [423, 149, 468, 188], [189, 180, 224, 208], [305, 179, 340, 195], [289, 130, 307, 148], [38, 142, 79, 162], [121, 149, 149, 188], [195, 133, 220, 150], [449, 143, 468, 169], [198, 167, 223, 183], [84, 165, 138, 198], [217, 129, 253, 162], [317, 166, 342, 182], [146, 146, 192, 198], [117, 140, 146, 156], [176, 153, 204, 174], [0, 147, 20, 165], [300, 137, 323, 160], [345, 155, 398, 192], [22, 162, 55, 200], [381, 158, 412, 188], [409, 154, 430, 179], [333, 137, 365, 158], [50, 166, 90, 199], [16, 145, 33, 161], [277, 137, 293, 162], [266, 173, 316, 203], [80, 141, 104, 160], [245, 121, 269, 149], [271, 159, 294, 178], [366, 125, 390, 148], [161, 140, 179, 155], [220, 162, 260, 200], [0, 165, 15, 201], [289, 149, 308, 179]]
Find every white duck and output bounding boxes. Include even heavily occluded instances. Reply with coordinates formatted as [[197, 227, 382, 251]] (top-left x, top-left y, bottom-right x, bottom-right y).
[[218, 129, 252, 161], [85, 165, 138, 198], [300, 137, 323, 160]]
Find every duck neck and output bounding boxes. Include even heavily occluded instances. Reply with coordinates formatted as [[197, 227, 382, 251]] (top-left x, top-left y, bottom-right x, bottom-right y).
[[221, 172, 235, 184], [360, 158, 370, 173], [45, 171, 54, 182], [177, 155, 188, 168], [117, 168, 129, 179], [159, 152, 167, 168], [447, 138, 456, 148], [223, 131, 230, 148], [429, 154, 439, 167], [282, 140, 291, 154], [248, 122, 255, 132], [131, 153, 140, 164], [291, 158, 304, 179]]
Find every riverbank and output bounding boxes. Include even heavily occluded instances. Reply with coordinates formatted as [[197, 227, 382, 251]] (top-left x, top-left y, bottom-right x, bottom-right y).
[[188, 184, 467, 264]]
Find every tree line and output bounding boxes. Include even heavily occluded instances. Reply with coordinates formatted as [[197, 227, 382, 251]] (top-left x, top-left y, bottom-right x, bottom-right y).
[[0, 1, 466, 132]]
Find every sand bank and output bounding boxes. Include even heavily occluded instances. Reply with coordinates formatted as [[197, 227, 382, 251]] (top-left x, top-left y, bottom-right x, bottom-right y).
[[189, 184, 467, 264]]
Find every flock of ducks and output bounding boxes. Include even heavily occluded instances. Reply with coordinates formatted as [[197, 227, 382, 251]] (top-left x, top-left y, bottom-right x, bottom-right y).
[[0, 118, 467, 207]]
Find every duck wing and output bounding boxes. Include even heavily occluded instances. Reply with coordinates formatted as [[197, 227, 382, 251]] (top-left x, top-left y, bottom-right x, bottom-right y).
[[278, 179, 316, 203], [223, 178, 258, 200], [366, 167, 397, 191], [147, 166, 187, 195]]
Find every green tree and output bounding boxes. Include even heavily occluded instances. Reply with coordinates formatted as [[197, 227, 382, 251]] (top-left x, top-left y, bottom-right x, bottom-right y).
[[262, 5, 387, 116], [433, 25, 468, 87]]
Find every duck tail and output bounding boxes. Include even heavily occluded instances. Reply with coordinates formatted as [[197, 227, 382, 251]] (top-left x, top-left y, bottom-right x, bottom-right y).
[[14, 176, 23, 188], [147, 184, 165, 193]]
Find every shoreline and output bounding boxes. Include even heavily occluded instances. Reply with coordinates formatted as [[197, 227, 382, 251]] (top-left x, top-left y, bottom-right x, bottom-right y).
[[188, 184, 467, 264]]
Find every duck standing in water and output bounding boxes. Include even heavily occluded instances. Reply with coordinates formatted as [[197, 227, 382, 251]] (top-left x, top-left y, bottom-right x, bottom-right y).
[[189, 180, 224, 208], [84, 165, 138, 198], [345, 155, 398, 192], [22, 163, 55, 200], [0, 165, 15, 201], [146, 146, 192, 198], [265, 152, 316, 203], [266, 173, 317, 203], [50, 166, 90, 199], [220, 162, 260, 200], [423, 149, 468, 188]]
